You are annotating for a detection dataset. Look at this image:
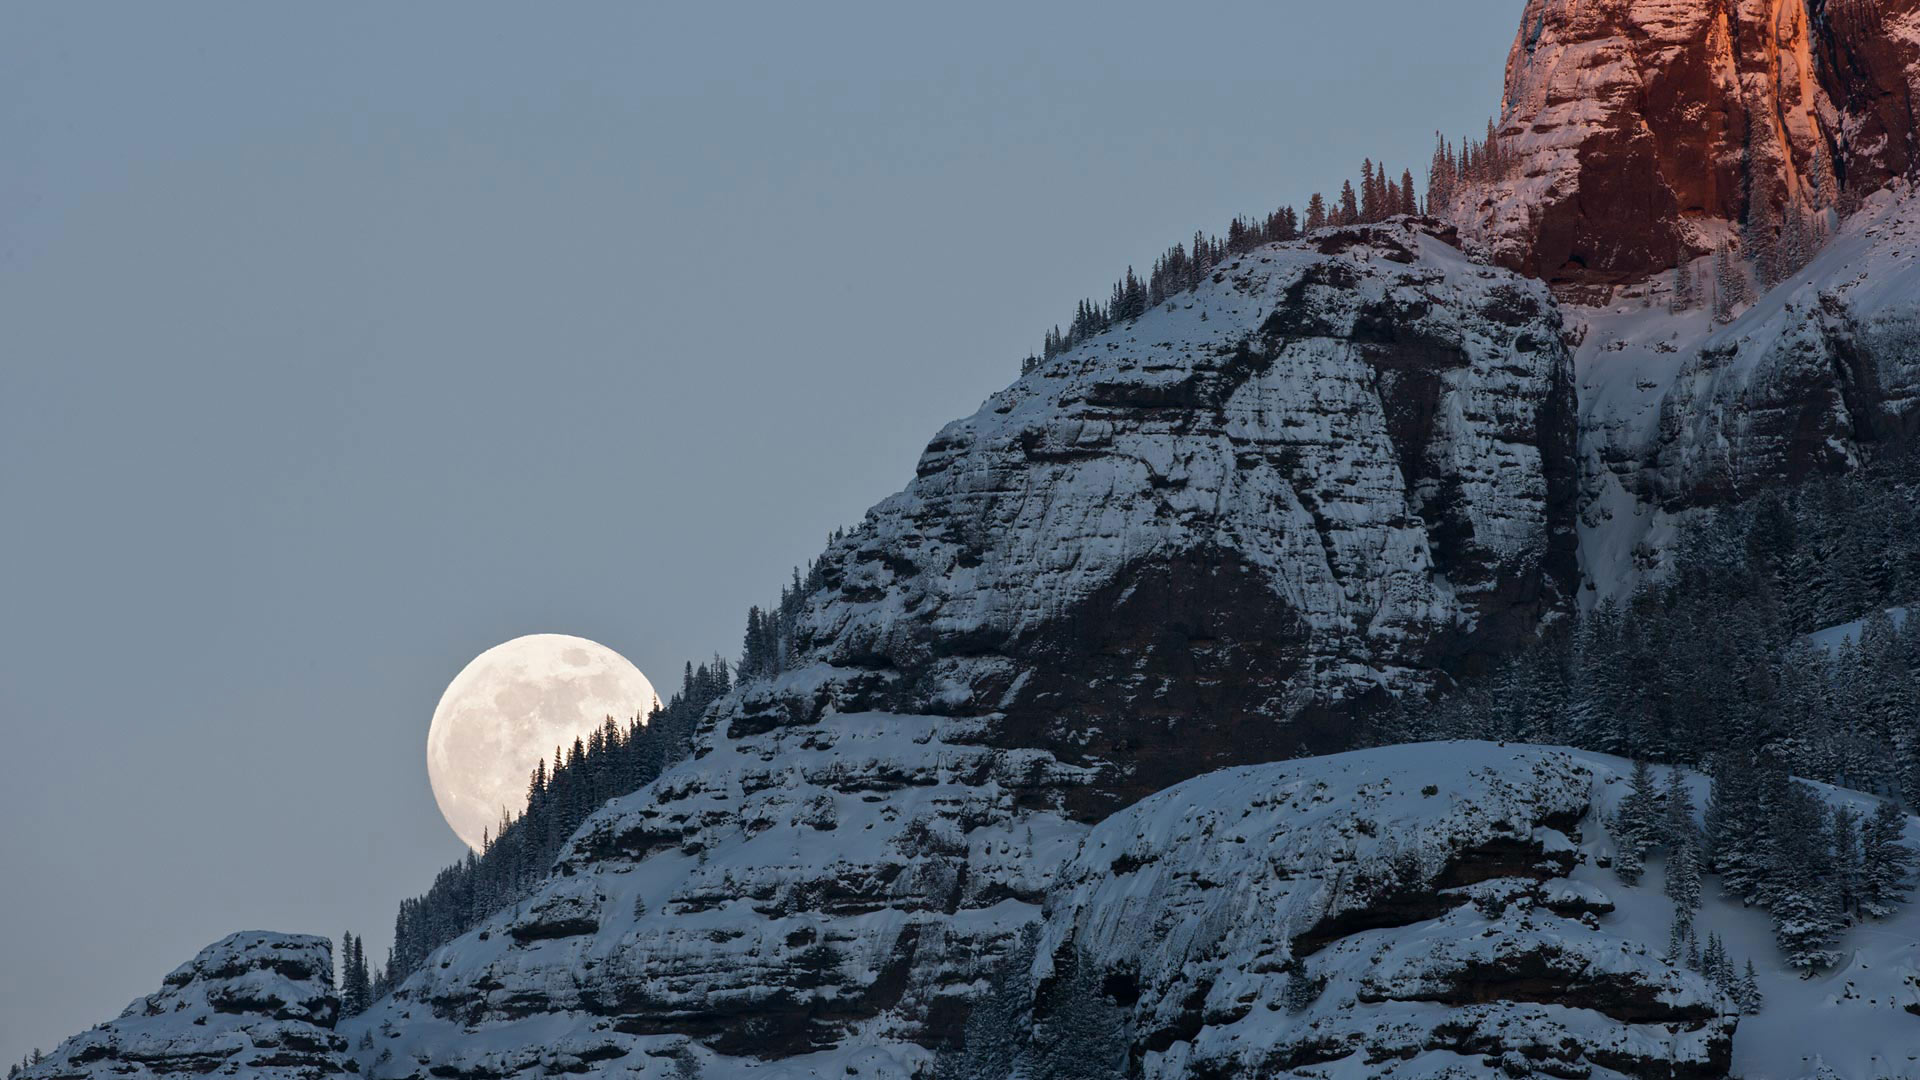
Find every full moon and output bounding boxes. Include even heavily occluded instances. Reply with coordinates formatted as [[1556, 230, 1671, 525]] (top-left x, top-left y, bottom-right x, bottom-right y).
[[426, 634, 659, 851]]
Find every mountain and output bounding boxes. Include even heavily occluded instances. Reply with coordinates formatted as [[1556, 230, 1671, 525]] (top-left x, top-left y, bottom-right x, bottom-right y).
[[25, 1, 1920, 1077], [321, 219, 1578, 1074]]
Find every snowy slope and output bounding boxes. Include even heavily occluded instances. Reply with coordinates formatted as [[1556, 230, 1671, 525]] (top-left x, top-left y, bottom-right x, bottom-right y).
[[1806, 608, 1914, 653], [1571, 763, 1920, 1080]]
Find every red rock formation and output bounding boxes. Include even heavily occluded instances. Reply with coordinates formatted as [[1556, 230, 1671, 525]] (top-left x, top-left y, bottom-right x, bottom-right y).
[[1457, 0, 1920, 284]]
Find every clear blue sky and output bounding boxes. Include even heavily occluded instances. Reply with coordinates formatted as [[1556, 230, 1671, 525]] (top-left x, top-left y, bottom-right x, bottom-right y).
[[0, 1, 1519, 1060]]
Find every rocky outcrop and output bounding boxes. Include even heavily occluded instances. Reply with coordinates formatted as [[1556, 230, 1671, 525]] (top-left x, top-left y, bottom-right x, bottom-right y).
[[785, 220, 1578, 817], [1040, 744, 1734, 1080], [23, 933, 350, 1080], [1459, 0, 1920, 285]]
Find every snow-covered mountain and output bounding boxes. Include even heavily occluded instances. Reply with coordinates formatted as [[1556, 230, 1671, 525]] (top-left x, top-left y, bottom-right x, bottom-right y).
[[26, 1, 1920, 1076], [29, 213, 1920, 1077]]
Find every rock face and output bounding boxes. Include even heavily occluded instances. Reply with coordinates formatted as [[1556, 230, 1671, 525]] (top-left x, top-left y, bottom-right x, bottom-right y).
[[1459, 0, 1920, 284], [23, 933, 349, 1080], [786, 220, 1578, 818]]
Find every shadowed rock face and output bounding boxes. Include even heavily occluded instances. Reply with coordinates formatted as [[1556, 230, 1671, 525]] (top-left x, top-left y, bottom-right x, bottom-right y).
[[1463, 0, 1920, 284], [787, 222, 1578, 818]]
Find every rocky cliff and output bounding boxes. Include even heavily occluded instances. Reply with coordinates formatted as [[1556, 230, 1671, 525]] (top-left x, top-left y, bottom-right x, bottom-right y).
[[1457, 0, 1920, 285], [781, 220, 1577, 818], [22, 933, 349, 1080], [1041, 745, 1733, 1080]]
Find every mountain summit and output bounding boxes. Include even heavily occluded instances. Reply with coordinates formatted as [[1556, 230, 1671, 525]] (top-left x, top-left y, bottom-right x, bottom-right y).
[[1455, 0, 1920, 285]]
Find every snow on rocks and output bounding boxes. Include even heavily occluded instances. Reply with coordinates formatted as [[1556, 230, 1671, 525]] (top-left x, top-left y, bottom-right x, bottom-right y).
[[22, 933, 349, 1080], [786, 221, 1578, 816], [1570, 755, 1920, 1080], [343, 696, 1084, 1078], [1041, 742, 1734, 1079], [48, 745, 1920, 1080]]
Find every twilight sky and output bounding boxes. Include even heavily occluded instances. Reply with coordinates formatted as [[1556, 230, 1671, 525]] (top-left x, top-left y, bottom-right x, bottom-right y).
[[0, 1, 1518, 1061]]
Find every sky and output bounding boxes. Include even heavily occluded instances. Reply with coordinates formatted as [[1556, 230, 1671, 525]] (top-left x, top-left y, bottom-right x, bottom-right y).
[[0, 1, 1519, 1061]]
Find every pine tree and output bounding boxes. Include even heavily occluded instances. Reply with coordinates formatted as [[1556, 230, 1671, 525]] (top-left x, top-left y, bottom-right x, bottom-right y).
[[1780, 207, 1814, 280], [1426, 132, 1456, 214], [1663, 912, 1687, 966], [1283, 961, 1323, 1012], [1672, 240, 1695, 312], [1338, 181, 1359, 227], [1706, 753, 1776, 904], [671, 1044, 703, 1080], [935, 926, 1038, 1080], [1701, 932, 1729, 993], [339, 931, 373, 1017], [1612, 760, 1662, 882], [1748, 182, 1783, 288], [1666, 835, 1704, 917], [1663, 766, 1697, 846], [1030, 945, 1127, 1080], [1831, 803, 1863, 915], [355, 933, 372, 1013], [1860, 799, 1916, 917], [1770, 785, 1844, 971], [1739, 959, 1764, 1014], [1614, 828, 1646, 885], [1305, 193, 1328, 232], [1712, 244, 1745, 322]]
